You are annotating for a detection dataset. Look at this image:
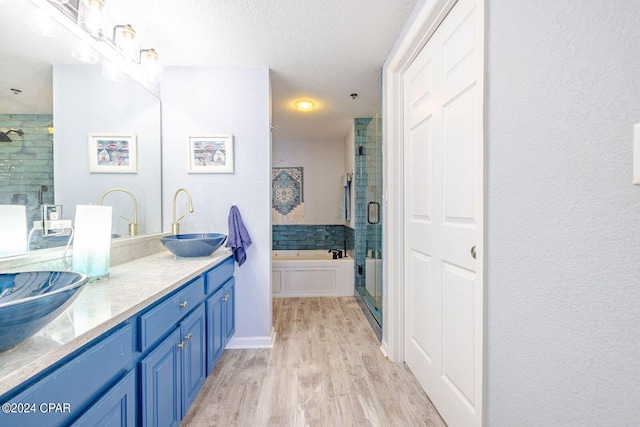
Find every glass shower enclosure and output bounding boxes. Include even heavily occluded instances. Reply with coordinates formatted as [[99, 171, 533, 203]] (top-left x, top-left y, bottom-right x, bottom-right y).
[[354, 115, 383, 337]]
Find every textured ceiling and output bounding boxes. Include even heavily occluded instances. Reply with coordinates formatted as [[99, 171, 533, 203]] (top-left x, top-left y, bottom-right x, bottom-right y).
[[1, 0, 418, 140]]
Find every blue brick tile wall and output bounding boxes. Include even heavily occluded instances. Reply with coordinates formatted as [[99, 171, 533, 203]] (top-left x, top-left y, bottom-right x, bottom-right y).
[[354, 118, 372, 288], [0, 114, 54, 227], [272, 225, 346, 251], [345, 225, 355, 258]]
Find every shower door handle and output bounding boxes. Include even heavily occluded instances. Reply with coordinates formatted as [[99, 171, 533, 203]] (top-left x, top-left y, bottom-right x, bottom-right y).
[[367, 202, 380, 224]]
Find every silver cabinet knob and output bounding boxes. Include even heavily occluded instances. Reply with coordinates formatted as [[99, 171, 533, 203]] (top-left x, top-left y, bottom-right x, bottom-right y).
[[222, 294, 229, 302], [177, 341, 185, 349], [179, 300, 188, 309], [184, 333, 192, 341]]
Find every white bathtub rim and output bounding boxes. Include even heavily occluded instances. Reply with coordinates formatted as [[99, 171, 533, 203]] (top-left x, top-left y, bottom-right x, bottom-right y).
[[272, 249, 351, 261]]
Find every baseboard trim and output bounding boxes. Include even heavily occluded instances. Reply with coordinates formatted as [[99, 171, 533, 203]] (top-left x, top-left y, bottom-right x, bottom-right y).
[[225, 327, 276, 349], [380, 340, 389, 358]]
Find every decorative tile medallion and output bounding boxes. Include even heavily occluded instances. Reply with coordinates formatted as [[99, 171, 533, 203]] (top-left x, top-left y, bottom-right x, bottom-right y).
[[272, 167, 303, 215]]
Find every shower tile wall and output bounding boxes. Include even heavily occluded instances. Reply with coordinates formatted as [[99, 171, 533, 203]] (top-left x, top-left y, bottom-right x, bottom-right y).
[[0, 114, 54, 226], [345, 225, 355, 258], [354, 118, 372, 288], [272, 225, 346, 250]]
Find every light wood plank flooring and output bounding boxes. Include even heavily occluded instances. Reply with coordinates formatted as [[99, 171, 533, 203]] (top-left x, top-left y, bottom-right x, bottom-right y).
[[182, 297, 446, 427]]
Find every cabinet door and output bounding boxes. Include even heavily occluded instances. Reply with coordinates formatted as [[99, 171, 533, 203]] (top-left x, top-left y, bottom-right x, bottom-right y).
[[206, 286, 225, 375], [140, 328, 182, 427], [71, 370, 136, 427], [223, 278, 235, 344], [180, 304, 206, 414], [0, 323, 133, 427]]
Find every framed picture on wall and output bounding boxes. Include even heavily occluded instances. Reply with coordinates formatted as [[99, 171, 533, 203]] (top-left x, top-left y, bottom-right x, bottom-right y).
[[187, 134, 234, 173], [88, 133, 137, 173]]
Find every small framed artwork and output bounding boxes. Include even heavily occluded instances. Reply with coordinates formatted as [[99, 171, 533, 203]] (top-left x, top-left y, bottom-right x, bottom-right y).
[[187, 134, 234, 173], [88, 133, 137, 173]]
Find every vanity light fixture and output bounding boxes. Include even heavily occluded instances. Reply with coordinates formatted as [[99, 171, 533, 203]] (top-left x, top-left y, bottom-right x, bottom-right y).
[[105, 26, 160, 82], [39, 0, 161, 82], [139, 48, 160, 82], [295, 100, 316, 112], [78, 0, 105, 38], [113, 24, 137, 61]]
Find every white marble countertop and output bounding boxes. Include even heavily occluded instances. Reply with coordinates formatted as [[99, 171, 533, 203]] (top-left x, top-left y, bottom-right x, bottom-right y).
[[0, 248, 233, 396]]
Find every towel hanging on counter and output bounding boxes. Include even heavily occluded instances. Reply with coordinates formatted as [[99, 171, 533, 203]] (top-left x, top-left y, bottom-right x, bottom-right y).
[[226, 205, 252, 266]]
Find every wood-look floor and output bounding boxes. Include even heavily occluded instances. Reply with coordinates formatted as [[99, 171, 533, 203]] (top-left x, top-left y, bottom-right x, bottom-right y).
[[182, 297, 446, 427]]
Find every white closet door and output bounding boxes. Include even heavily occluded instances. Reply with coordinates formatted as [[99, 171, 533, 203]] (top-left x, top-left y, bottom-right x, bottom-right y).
[[403, 0, 483, 425]]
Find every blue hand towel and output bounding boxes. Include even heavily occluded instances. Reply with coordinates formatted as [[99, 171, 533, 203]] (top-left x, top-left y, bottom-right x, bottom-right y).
[[226, 205, 252, 266]]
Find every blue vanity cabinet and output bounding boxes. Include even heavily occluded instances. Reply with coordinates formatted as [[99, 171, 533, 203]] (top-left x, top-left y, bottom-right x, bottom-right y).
[[140, 327, 183, 427], [206, 285, 226, 373], [139, 280, 207, 427], [205, 257, 235, 374], [140, 305, 207, 426], [223, 278, 235, 343], [70, 369, 136, 427], [206, 277, 235, 374], [0, 322, 134, 427], [138, 276, 205, 352], [205, 256, 234, 295], [180, 304, 207, 414], [0, 256, 235, 427]]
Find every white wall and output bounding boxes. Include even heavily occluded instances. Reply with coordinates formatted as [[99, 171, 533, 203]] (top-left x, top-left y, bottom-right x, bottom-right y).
[[161, 66, 272, 344], [272, 137, 345, 224], [53, 65, 162, 237], [344, 124, 355, 229], [486, 2, 640, 425]]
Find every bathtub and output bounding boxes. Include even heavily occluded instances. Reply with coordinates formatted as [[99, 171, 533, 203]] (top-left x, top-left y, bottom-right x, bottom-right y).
[[272, 250, 354, 297]]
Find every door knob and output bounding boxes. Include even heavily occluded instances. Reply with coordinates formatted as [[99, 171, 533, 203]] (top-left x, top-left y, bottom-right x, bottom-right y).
[[471, 245, 477, 259]]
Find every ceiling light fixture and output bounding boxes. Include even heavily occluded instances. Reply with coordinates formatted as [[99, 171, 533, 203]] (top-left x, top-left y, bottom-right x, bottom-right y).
[[295, 100, 315, 112]]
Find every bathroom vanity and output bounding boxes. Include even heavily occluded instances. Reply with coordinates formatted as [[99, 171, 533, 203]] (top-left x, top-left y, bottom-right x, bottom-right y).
[[0, 249, 235, 426]]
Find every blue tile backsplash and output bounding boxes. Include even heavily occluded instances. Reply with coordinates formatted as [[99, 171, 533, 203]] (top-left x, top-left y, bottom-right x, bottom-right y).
[[272, 225, 346, 250]]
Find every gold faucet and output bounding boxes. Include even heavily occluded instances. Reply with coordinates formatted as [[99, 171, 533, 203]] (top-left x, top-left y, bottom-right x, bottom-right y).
[[99, 188, 139, 236], [172, 188, 194, 235]]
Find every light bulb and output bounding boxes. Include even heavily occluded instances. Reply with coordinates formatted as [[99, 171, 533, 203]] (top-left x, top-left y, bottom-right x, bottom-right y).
[[142, 49, 160, 82], [116, 25, 137, 61], [295, 100, 316, 112], [78, 0, 104, 38]]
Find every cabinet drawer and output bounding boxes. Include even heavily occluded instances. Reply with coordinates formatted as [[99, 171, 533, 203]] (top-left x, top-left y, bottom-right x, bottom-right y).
[[138, 276, 205, 351], [0, 323, 133, 427], [205, 257, 234, 295]]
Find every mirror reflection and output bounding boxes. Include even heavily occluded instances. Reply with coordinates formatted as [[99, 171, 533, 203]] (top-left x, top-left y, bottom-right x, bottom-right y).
[[0, 0, 162, 259]]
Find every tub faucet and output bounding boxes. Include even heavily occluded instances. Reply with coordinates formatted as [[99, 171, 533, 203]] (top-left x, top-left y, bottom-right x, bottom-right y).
[[328, 249, 343, 259], [99, 188, 138, 236], [172, 188, 194, 235]]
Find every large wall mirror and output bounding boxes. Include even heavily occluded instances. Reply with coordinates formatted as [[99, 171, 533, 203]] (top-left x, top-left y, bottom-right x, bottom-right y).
[[0, 0, 162, 258]]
